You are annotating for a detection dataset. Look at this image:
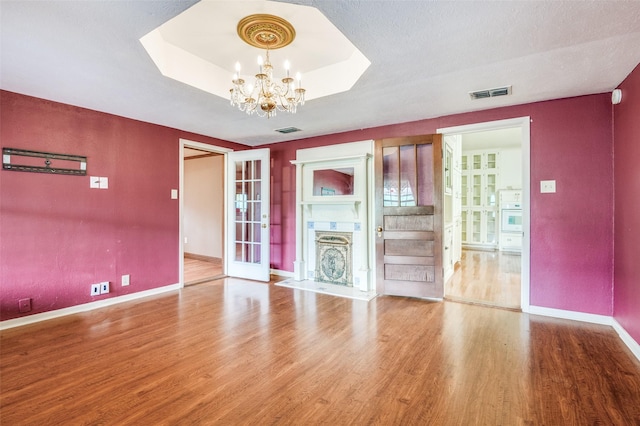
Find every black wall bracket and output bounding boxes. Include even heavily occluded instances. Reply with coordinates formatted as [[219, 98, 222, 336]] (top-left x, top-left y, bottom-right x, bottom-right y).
[[2, 147, 87, 176]]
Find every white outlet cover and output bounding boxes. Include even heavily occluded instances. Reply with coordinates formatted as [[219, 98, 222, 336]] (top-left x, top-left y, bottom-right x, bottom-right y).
[[122, 274, 130, 286], [99, 177, 109, 189], [171, 189, 178, 199], [100, 281, 110, 294], [90, 284, 101, 296], [540, 180, 556, 193]]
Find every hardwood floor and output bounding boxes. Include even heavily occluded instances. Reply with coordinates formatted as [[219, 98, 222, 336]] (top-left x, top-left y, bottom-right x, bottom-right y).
[[446, 248, 521, 309], [184, 256, 224, 285], [2, 278, 639, 424]]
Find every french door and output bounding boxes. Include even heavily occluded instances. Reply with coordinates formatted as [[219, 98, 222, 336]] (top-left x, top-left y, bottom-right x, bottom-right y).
[[226, 148, 271, 281], [375, 135, 443, 298]]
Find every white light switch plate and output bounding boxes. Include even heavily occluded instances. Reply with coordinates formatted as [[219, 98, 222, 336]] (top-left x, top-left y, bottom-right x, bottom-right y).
[[171, 189, 178, 199], [122, 274, 130, 286], [90, 176, 100, 188], [540, 180, 556, 193], [99, 177, 109, 189]]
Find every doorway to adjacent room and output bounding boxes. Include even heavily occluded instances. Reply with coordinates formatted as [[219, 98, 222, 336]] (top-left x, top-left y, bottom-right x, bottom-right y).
[[438, 117, 530, 311]]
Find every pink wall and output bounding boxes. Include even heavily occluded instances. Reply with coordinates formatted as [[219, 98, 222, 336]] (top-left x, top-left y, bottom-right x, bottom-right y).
[[266, 94, 614, 316], [613, 64, 640, 344], [0, 91, 245, 320], [1, 90, 617, 321]]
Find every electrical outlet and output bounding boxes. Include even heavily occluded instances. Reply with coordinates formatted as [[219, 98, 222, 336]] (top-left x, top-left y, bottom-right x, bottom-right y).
[[18, 298, 32, 313], [121, 274, 130, 286], [90, 284, 101, 296], [540, 180, 556, 193], [100, 282, 110, 294]]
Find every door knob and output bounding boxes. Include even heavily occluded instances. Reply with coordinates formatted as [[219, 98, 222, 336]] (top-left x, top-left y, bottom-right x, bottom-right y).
[[262, 224, 267, 228], [377, 226, 383, 237]]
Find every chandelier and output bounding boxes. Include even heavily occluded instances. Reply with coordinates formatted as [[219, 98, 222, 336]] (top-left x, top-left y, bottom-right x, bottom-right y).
[[230, 14, 306, 118]]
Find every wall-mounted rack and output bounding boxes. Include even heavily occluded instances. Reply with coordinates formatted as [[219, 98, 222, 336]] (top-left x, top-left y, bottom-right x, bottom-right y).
[[2, 147, 87, 176]]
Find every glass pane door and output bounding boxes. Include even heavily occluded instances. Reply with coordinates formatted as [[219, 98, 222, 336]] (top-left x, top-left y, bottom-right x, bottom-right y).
[[226, 148, 270, 281], [234, 159, 262, 264], [383, 143, 433, 207]]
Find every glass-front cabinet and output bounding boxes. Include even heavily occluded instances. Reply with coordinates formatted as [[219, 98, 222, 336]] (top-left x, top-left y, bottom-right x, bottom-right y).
[[460, 150, 499, 248]]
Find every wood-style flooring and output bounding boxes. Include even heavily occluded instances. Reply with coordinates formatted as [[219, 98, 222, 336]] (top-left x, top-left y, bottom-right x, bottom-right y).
[[446, 249, 521, 309], [2, 277, 639, 424], [184, 256, 224, 285]]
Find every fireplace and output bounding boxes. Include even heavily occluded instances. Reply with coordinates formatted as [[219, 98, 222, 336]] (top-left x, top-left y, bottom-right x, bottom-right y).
[[291, 140, 374, 292], [315, 231, 353, 286]]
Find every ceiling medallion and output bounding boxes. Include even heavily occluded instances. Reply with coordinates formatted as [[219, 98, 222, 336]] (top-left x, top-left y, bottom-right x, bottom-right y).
[[237, 14, 296, 49], [230, 14, 305, 118]]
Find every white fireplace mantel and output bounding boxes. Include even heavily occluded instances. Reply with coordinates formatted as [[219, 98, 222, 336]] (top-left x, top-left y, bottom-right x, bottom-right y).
[[291, 141, 374, 291], [300, 200, 362, 219]]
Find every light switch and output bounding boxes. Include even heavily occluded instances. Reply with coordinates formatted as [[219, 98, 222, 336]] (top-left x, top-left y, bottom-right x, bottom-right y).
[[171, 189, 178, 199], [99, 177, 109, 189], [90, 176, 100, 188], [540, 180, 556, 193]]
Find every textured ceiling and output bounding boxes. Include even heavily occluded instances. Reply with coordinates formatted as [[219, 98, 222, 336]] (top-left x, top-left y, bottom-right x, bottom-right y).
[[2, 0, 640, 146]]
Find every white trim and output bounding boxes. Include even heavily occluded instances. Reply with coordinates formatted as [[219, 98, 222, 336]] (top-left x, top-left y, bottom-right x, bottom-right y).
[[612, 319, 640, 362], [437, 116, 531, 312], [0, 283, 181, 330], [271, 268, 294, 278], [528, 305, 613, 325], [179, 139, 232, 286]]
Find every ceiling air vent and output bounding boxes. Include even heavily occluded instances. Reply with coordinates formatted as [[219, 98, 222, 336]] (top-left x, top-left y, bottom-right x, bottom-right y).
[[274, 126, 302, 134], [469, 85, 512, 100]]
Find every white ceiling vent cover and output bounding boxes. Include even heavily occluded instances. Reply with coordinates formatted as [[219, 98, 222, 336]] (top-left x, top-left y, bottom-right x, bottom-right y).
[[274, 127, 302, 134], [469, 86, 512, 100]]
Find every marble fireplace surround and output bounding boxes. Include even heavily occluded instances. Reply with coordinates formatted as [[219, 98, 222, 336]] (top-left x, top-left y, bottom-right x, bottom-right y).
[[291, 140, 375, 293]]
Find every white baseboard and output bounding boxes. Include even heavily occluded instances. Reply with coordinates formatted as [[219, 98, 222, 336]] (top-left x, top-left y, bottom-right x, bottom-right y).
[[270, 268, 294, 278], [612, 319, 640, 361], [528, 305, 613, 326], [0, 283, 182, 331]]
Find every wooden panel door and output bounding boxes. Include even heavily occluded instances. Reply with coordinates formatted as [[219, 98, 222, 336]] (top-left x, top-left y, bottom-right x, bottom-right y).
[[375, 135, 443, 298]]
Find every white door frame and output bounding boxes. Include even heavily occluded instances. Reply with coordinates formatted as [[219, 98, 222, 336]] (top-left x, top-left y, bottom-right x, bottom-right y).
[[437, 117, 531, 312], [179, 139, 233, 287]]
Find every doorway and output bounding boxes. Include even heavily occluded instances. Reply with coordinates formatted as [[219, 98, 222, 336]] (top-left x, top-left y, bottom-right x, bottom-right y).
[[438, 117, 530, 311], [179, 140, 232, 286]]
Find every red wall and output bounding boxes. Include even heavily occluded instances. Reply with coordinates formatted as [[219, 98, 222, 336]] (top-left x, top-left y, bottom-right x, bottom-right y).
[[613, 63, 640, 344], [266, 94, 614, 316], [0, 91, 245, 320]]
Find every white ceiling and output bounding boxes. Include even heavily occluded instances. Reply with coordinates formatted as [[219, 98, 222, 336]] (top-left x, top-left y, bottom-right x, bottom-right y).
[[2, 0, 640, 147]]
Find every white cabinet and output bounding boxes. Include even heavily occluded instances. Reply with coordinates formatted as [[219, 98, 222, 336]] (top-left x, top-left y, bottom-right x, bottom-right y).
[[499, 232, 522, 252], [443, 224, 454, 282], [461, 150, 499, 249], [443, 135, 463, 281]]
